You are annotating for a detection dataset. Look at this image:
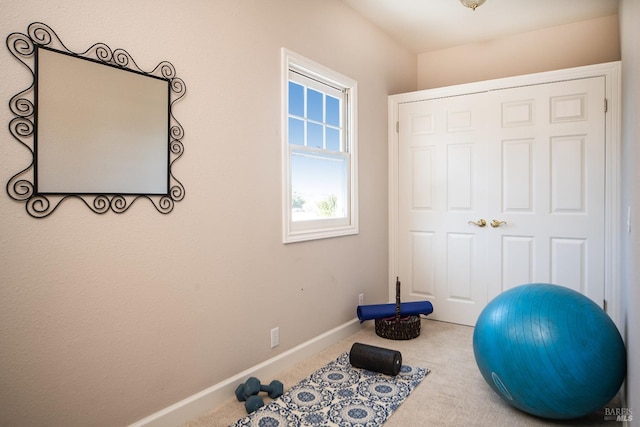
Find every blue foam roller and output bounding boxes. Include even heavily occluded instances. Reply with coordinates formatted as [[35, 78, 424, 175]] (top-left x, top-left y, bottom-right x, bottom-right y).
[[357, 301, 433, 323]]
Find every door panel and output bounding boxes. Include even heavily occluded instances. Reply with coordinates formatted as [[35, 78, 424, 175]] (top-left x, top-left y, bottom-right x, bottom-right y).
[[550, 135, 586, 212], [447, 144, 474, 210], [502, 139, 533, 212], [501, 236, 534, 288], [447, 233, 476, 300], [410, 232, 435, 295], [550, 238, 587, 294]]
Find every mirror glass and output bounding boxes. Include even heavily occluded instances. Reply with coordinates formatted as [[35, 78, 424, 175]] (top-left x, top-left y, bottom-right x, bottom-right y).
[[37, 47, 170, 194]]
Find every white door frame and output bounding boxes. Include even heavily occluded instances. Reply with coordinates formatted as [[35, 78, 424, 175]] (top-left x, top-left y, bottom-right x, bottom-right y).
[[388, 62, 622, 331]]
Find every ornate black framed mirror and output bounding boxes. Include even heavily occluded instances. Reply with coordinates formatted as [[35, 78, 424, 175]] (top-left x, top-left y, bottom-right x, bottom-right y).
[[6, 22, 185, 218]]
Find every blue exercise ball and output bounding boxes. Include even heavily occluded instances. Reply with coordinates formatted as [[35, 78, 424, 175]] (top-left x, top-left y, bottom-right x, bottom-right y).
[[473, 283, 626, 420]]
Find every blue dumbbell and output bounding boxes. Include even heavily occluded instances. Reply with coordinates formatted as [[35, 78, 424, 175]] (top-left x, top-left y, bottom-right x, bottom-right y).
[[244, 395, 264, 413], [234, 377, 261, 401]]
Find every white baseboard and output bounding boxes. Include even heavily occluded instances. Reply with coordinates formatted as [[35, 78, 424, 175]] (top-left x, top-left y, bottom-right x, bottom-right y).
[[129, 318, 362, 427]]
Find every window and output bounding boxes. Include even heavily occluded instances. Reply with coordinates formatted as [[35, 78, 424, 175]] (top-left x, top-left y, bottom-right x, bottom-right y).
[[281, 48, 358, 243]]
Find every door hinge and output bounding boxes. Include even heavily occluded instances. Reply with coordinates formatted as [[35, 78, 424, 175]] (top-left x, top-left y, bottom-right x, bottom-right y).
[[396, 121, 399, 133], [603, 299, 608, 312], [604, 98, 608, 113]]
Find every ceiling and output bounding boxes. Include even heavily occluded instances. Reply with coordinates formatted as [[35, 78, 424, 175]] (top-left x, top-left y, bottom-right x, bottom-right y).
[[340, 0, 620, 53]]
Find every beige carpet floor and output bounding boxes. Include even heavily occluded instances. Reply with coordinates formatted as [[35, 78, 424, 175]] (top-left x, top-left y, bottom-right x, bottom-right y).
[[184, 319, 621, 427]]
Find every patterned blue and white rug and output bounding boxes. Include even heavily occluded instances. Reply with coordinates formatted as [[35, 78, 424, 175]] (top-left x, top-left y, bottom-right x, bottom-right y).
[[230, 352, 429, 427]]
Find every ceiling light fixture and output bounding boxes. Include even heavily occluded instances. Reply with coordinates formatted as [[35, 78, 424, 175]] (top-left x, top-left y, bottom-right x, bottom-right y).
[[460, 0, 486, 11]]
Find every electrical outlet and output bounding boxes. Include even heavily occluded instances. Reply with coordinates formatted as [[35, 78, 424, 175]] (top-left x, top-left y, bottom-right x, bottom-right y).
[[358, 293, 364, 306], [271, 327, 279, 348]]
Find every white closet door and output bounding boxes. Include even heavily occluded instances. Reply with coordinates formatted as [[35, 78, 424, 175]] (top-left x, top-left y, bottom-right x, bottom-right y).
[[486, 77, 606, 304], [398, 93, 490, 326], [396, 77, 606, 326]]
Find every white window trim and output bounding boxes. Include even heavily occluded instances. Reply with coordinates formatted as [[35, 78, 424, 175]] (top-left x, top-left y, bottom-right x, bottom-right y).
[[281, 48, 358, 243]]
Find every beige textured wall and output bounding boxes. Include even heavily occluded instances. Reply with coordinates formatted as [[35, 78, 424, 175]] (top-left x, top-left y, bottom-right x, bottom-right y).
[[417, 14, 620, 89], [0, 1, 416, 425]]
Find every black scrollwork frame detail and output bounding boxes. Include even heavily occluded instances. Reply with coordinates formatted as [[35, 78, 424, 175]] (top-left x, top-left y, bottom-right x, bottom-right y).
[[5, 22, 186, 218]]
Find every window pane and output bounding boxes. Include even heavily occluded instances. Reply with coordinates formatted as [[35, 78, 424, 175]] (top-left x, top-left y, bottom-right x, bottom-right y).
[[326, 95, 340, 127], [284, 49, 358, 243], [326, 127, 340, 152], [291, 150, 348, 221], [288, 82, 304, 117], [288, 118, 304, 146], [307, 88, 323, 122], [307, 122, 323, 149]]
